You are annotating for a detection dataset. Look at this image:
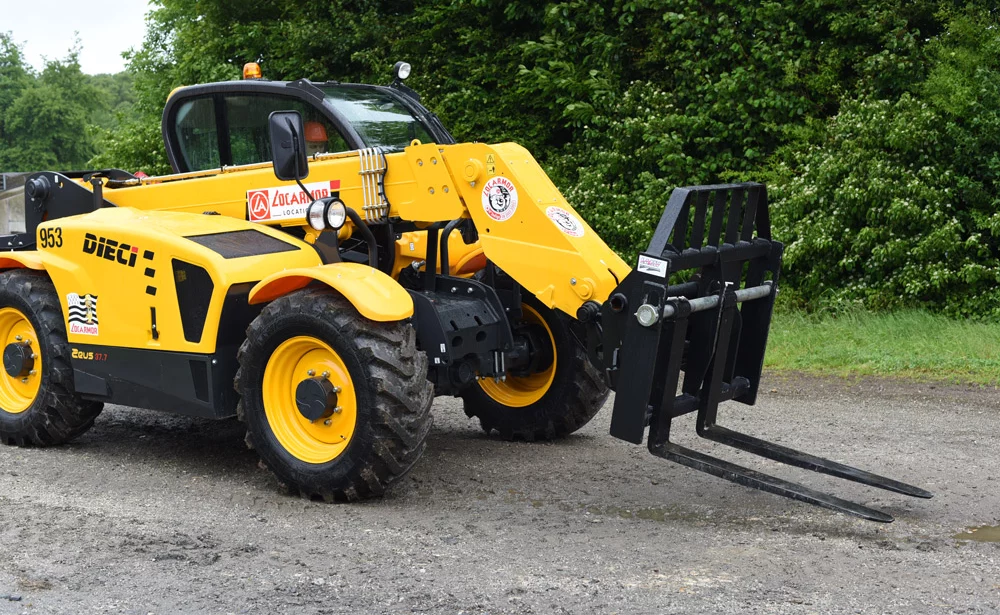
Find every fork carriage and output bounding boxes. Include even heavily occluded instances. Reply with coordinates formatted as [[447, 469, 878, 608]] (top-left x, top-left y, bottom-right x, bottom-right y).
[[591, 183, 931, 522]]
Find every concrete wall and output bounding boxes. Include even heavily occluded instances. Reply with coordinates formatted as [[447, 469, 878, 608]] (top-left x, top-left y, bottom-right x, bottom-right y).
[[1, 173, 28, 192], [0, 174, 28, 234]]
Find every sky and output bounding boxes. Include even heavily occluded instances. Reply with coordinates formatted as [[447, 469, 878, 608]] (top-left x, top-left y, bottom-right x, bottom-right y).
[[2, 0, 152, 75]]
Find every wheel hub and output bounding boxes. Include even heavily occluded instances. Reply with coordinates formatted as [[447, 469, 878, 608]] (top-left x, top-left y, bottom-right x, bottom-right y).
[[477, 303, 558, 408], [295, 376, 339, 422], [3, 341, 34, 378], [262, 335, 357, 464]]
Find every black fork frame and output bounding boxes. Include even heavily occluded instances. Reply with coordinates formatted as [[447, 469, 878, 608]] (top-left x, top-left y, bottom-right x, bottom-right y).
[[595, 183, 931, 522]]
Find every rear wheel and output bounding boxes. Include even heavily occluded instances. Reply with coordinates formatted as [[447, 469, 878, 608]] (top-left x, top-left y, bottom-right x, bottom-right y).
[[236, 288, 433, 501], [461, 299, 609, 440], [0, 270, 103, 446]]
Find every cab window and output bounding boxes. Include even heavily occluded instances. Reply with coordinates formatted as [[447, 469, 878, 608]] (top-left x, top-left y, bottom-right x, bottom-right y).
[[321, 86, 432, 151], [224, 95, 349, 166], [171, 93, 351, 172], [174, 97, 220, 171]]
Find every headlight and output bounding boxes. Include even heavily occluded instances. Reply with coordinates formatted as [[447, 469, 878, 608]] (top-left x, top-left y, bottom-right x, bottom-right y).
[[325, 199, 347, 230], [306, 200, 326, 231]]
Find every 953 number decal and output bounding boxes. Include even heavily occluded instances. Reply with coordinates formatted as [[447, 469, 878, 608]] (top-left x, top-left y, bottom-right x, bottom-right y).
[[39, 227, 62, 248]]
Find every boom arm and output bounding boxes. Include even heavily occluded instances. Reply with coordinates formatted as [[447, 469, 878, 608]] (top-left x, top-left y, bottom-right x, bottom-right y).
[[426, 142, 632, 318]]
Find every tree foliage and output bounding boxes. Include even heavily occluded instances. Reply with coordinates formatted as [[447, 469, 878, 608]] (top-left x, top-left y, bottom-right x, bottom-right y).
[[0, 33, 31, 148], [0, 32, 134, 172], [88, 1, 1000, 315]]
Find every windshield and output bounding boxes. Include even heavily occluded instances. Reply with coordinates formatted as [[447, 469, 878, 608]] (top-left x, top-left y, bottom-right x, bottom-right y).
[[321, 86, 433, 151]]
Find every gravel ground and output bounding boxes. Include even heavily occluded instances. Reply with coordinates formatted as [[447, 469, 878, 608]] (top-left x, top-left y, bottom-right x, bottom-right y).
[[0, 373, 997, 614]]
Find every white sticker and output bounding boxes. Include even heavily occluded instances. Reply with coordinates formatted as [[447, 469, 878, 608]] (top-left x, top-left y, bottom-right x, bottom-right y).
[[67, 293, 99, 336], [637, 255, 668, 278], [545, 206, 584, 237], [247, 180, 341, 222], [481, 176, 518, 222]]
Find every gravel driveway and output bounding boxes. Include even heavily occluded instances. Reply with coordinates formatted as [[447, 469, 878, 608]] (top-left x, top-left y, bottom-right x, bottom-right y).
[[0, 373, 996, 614]]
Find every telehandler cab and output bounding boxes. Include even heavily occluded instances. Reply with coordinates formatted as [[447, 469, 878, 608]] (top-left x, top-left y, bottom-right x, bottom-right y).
[[0, 62, 931, 521]]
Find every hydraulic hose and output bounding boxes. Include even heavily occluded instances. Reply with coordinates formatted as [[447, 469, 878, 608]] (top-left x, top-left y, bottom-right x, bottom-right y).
[[345, 207, 379, 268]]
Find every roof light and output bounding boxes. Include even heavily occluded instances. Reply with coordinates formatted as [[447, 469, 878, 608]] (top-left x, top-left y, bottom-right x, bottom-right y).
[[243, 62, 262, 80], [393, 61, 411, 81]]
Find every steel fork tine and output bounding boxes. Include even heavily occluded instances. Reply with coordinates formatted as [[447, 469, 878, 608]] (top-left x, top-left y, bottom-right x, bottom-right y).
[[651, 441, 895, 522], [698, 425, 933, 498]]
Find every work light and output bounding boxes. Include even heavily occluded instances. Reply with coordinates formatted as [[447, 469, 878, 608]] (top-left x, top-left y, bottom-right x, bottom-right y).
[[393, 61, 411, 81], [325, 199, 347, 230], [306, 200, 326, 231]]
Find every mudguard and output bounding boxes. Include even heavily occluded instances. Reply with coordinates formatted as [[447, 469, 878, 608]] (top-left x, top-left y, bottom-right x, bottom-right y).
[[248, 262, 414, 322], [0, 251, 46, 270]]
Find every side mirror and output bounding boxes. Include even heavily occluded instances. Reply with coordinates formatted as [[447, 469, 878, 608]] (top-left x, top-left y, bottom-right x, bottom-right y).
[[268, 110, 309, 181]]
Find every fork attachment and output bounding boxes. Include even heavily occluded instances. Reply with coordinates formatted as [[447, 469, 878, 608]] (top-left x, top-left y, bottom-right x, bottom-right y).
[[594, 183, 931, 522]]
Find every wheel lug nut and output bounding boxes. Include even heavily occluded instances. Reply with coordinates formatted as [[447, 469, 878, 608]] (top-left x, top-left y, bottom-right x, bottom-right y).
[[29, 353, 36, 360], [15, 335, 21, 341], [28, 370, 35, 376], [332, 386, 341, 394], [323, 419, 332, 426], [20, 378, 27, 383], [24, 339, 30, 346], [307, 369, 315, 376], [333, 406, 342, 414], [321, 371, 329, 378]]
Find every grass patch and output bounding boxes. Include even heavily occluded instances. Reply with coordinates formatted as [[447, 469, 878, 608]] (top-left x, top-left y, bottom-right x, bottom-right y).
[[765, 310, 1000, 385]]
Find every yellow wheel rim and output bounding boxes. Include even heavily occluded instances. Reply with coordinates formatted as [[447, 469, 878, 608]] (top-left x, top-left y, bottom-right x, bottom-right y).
[[0, 307, 41, 414], [478, 304, 557, 408], [262, 336, 357, 464]]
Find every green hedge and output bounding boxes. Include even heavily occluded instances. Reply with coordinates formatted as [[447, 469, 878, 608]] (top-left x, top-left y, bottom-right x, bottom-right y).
[[768, 10, 1000, 316], [93, 1, 1000, 315]]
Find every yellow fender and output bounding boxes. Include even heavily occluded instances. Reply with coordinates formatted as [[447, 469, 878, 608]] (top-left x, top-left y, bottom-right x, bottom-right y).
[[248, 262, 414, 322], [0, 251, 46, 271]]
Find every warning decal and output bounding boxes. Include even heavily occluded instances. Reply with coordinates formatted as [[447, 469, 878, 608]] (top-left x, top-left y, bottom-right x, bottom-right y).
[[481, 176, 518, 222], [637, 254, 669, 278], [247, 180, 341, 222], [545, 206, 585, 238], [486, 153, 496, 175]]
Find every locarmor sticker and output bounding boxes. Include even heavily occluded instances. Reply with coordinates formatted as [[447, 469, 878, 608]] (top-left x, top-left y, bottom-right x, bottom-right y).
[[247, 180, 341, 222], [481, 176, 518, 222], [637, 254, 668, 278], [67, 293, 99, 336], [545, 206, 584, 238]]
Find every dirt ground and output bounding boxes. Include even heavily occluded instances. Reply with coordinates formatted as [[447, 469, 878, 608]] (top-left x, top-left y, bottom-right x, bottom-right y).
[[0, 372, 997, 614]]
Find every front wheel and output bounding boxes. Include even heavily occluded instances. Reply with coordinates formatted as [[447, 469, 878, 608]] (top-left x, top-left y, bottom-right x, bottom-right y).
[[461, 300, 609, 440], [235, 288, 433, 501]]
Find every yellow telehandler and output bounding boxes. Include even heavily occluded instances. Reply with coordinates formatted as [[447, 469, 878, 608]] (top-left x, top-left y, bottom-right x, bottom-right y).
[[0, 62, 930, 520]]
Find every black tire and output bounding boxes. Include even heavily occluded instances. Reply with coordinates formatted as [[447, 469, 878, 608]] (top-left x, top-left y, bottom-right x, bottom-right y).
[[0, 270, 103, 446], [235, 287, 433, 501], [461, 299, 609, 441]]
